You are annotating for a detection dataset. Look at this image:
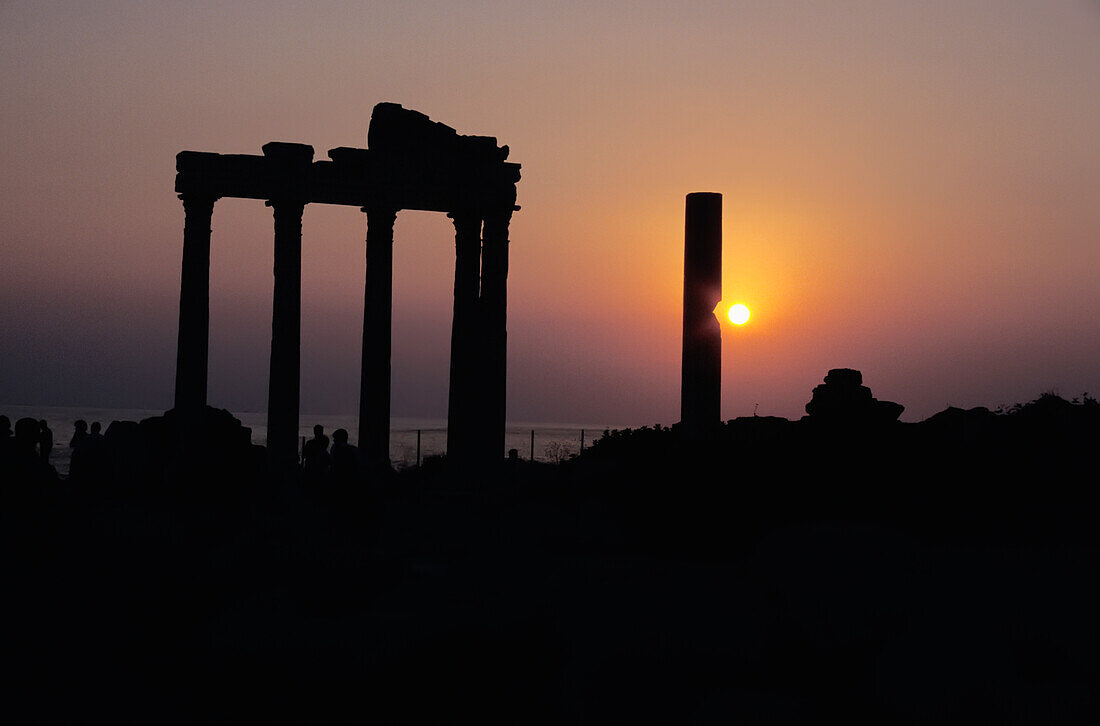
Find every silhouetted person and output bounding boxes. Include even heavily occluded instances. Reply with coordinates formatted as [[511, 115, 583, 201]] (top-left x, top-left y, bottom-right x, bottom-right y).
[[38, 420, 53, 463], [329, 428, 360, 485], [507, 447, 520, 479], [302, 424, 331, 482], [72, 421, 108, 484], [68, 419, 90, 482], [13, 417, 40, 459], [70, 419, 88, 449], [9, 416, 57, 487]]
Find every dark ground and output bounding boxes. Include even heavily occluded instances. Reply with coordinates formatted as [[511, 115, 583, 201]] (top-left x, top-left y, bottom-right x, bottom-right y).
[[2, 393, 1099, 724]]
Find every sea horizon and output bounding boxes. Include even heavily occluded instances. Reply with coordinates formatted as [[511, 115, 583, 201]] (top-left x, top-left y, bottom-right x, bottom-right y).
[[1, 403, 637, 476]]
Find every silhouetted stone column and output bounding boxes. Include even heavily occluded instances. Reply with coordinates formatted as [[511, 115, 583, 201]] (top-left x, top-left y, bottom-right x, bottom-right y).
[[266, 200, 305, 470], [680, 192, 722, 434], [359, 207, 397, 470], [480, 211, 511, 462], [447, 212, 482, 463], [174, 194, 216, 417]]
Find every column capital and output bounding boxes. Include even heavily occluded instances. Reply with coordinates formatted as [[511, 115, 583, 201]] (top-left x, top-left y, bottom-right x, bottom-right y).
[[178, 193, 219, 208], [265, 198, 306, 211], [481, 209, 513, 237], [482, 207, 514, 222], [446, 210, 480, 220], [447, 211, 482, 241]]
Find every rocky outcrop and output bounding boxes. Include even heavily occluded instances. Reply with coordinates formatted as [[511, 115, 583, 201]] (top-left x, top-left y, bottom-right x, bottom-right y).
[[804, 368, 904, 424]]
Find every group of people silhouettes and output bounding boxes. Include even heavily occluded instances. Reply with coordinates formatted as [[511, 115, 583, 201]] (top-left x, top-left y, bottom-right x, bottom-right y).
[[0, 417, 57, 459], [3, 414, 370, 488], [0, 415, 111, 485], [301, 424, 362, 486], [67, 419, 108, 481]]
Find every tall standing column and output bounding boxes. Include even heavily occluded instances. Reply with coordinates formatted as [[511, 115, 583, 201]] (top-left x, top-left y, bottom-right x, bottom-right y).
[[174, 194, 217, 416], [266, 200, 305, 470], [358, 207, 397, 470], [680, 192, 722, 434], [447, 212, 482, 463], [479, 211, 511, 462]]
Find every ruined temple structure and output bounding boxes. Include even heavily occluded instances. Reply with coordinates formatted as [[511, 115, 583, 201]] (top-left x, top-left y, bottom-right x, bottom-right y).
[[173, 103, 521, 470], [680, 192, 723, 434]]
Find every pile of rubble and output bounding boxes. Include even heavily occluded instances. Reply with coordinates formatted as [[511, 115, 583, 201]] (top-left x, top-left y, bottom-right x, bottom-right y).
[[804, 368, 904, 424]]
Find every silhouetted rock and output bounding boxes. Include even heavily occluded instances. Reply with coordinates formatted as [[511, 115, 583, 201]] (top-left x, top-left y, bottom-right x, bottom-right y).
[[138, 406, 264, 490], [103, 420, 147, 489], [805, 368, 904, 424], [724, 415, 797, 447], [826, 367, 863, 387], [920, 405, 998, 445]]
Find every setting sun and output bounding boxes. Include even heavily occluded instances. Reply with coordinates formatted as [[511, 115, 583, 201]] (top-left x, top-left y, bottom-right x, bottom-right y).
[[728, 303, 751, 325]]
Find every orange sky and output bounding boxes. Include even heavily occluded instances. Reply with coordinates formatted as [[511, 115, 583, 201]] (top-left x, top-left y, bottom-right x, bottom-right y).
[[2, 1, 1098, 425]]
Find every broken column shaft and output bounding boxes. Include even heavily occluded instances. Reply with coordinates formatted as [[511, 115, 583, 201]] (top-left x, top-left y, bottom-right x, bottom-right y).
[[680, 192, 722, 433], [266, 199, 305, 470], [359, 207, 397, 470]]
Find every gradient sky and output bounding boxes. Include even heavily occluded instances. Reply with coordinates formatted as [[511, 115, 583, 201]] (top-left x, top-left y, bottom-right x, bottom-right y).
[[2, 1, 1098, 426]]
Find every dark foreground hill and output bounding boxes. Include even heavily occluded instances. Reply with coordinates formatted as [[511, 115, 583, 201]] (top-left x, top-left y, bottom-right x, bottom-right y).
[[2, 388, 1098, 724]]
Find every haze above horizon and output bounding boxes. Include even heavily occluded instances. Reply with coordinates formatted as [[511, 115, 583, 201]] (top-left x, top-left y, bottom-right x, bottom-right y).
[[1, 1, 1097, 424]]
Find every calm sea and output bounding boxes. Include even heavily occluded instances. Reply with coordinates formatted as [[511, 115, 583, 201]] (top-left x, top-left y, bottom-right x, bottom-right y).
[[2, 404, 628, 477]]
